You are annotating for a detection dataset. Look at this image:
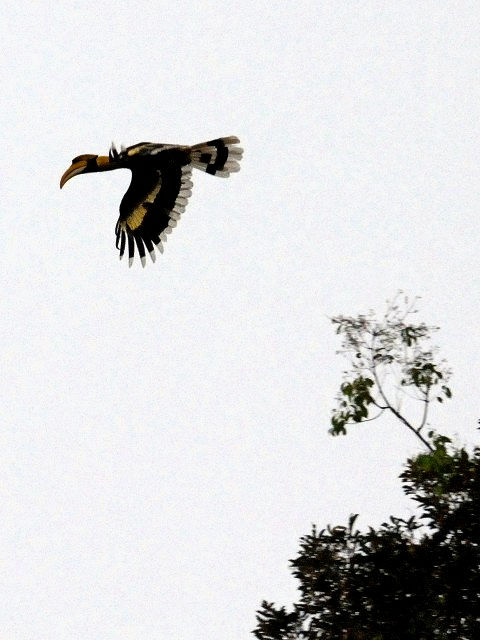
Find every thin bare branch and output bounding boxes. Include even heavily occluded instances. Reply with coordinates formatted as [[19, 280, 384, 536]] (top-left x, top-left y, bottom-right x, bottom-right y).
[[418, 388, 430, 432]]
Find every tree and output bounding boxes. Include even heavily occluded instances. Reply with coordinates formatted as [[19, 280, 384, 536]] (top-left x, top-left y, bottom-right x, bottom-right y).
[[329, 293, 451, 450], [254, 296, 480, 640]]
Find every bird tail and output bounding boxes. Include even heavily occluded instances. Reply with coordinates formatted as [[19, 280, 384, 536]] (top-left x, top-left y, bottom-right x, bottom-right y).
[[190, 136, 243, 177]]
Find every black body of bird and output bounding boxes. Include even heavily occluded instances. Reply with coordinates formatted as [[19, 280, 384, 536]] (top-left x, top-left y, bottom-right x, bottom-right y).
[[60, 136, 243, 266]]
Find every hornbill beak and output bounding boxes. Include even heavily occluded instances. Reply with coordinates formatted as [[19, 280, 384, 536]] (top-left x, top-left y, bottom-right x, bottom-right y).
[[59, 155, 111, 188], [60, 160, 88, 188]]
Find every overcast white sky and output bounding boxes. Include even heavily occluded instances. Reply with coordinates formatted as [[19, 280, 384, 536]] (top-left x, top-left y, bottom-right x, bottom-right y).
[[2, 2, 480, 638]]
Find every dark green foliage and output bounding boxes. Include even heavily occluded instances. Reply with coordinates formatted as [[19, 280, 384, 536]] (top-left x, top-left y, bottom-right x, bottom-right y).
[[254, 296, 480, 640], [254, 441, 480, 640], [331, 377, 374, 435]]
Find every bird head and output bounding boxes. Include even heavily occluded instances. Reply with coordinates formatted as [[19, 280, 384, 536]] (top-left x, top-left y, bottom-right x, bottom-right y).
[[60, 150, 121, 188]]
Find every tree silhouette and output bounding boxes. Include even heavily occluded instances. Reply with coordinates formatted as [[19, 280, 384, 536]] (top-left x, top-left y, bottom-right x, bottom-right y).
[[254, 296, 479, 640], [330, 293, 451, 450]]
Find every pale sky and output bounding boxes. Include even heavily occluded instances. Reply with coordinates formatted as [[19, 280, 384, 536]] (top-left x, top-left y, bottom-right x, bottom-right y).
[[2, 2, 480, 639]]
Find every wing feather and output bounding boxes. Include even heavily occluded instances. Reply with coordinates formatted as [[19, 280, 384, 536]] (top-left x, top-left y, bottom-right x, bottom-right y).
[[116, 150, 193, 266], [119, 231, 126, 259], [127, 234, 135, 267]]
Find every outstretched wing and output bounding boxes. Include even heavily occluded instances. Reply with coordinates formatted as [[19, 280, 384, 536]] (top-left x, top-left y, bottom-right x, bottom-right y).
[[115, 152, 193, 267]]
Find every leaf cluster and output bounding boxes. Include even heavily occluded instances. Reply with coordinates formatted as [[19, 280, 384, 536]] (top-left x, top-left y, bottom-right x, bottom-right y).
[[255, 444, 480, 639], [330, 295, 451, 449], [331, 377, 374, 435], [254, 296, 479, 640]]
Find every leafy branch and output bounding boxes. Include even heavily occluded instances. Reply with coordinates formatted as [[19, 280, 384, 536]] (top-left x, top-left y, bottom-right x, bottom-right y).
[[330, 293, 451, 451]]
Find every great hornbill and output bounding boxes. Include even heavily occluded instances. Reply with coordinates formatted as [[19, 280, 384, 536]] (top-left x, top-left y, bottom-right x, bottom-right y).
[[60, 136, 243, 267]]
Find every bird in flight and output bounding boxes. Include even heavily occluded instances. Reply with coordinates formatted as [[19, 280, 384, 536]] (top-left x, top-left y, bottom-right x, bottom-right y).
[[60, 136, 243, 266]]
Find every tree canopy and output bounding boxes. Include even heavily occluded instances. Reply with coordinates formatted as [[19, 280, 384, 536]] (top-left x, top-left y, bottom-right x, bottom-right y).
[[254, 296, 480, 640]]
